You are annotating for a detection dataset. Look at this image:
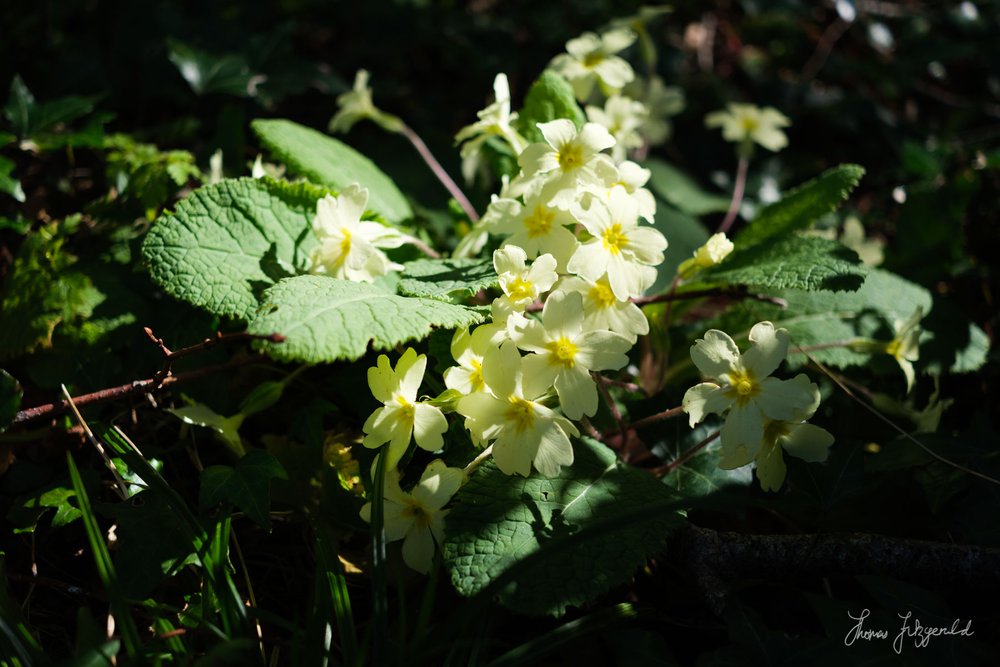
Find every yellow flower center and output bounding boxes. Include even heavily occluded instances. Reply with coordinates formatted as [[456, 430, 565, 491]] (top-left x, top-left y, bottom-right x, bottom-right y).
[[885, 339, 902, 360], [524, 205, 555, 238], [395, 395, 416, 422], [725, 367, 760, 405], [469, 358, 485, 392], [545, 336, 578, 368], [583, 52, 605, 68], [339, 228, 353, 257], [740, 116, 759, 134], [601, 224, 628, 255], [506, 276, 534, 303], [589, 280, 617, 309], [401, 498, 431, 528], [504, 395, 537, 433], [557, 143, 584, 171]]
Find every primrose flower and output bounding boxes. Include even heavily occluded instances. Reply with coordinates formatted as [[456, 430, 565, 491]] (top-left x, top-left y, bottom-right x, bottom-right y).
[[309, 184, 406, 282], [517, 119, 617, 209], [682, 322, 820, 464], [510, 291, 632, 419], [457, 342, 579, 477], [455, 73, 528, 184], [487, 193, 579, 270], [751, 407, 834, 492], [360, 459, 464, 573], [887, 307, 922, 394], [609, 160, 656, 223], [556, 275, 649, 343], [567, 186, 667, 300], [550, 28, 637, 100], [586, 95, 649, 162], [363, 348, 448, 467], [443, 325, 500, 395], [705, 103, 790, 154], [328, 70, 404, 134], [677, 233, 734, 278], [625, 75, 685, 145], [493, 246, 558, 311]]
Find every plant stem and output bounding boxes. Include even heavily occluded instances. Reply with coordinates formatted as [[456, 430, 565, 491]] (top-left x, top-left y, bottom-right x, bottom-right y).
[[717, 155, 749, 235], [594, 372, 627, 437], [399, 123, 479, 223], [622, 405, 686, 434], [463, 444, 494, 476], [655, 430, 721, 476], [631, 287, 787, 309], [595, 374, 645, 395]]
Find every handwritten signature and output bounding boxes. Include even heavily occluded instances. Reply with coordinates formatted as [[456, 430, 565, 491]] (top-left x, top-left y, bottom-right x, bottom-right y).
[[844, 608, 974, 654]]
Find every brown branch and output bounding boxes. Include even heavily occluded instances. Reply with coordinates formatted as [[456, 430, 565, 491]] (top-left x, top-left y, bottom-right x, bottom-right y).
[[13, 358, 258, 426], [144, 328, 285, 388], [631, 287, 788, 309], [674, 523, 1000, 615]]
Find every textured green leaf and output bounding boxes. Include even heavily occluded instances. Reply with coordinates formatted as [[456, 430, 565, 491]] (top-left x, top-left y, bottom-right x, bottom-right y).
[[716, 268, 933, 369], [252, 118, 412, 223], [659, 426, 753, 499], [1, 369, 21, 431], [142, 177, 325, 320], [199, 451, 287, 530], [397, 258, 497, 302], [248, 275, 484, 363], [700, 235, 865, 292], [514, 71, 586, 144], [442, 437, 682, 616], [645, 159, 730, 216], [738, 164, 865, 246]]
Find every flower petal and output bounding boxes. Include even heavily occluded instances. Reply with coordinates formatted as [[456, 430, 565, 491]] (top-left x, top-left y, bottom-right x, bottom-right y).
[[411, 460, 465, 510], [682, 382, 731, 427], [532, 420, 575, 477], [720, 402, 764, 462], [538, 119, 578, 149], [742, 322, 789, 379], [554, 364, 598, 419], [413, 403, 447, 452], [401, 525, 435, 574], [756, 375, 819, 422], [690, 329, 741, 380], [781, 423, 834, 463], [754, 439, 787, 492]]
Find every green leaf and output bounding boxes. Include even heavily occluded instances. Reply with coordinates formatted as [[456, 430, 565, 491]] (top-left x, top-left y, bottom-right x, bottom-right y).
[[3, 74, 97, 140], [514, 71, 586, 144], [248, 275, 484, 363], [142, 177, 326, 320], [699, 235, 865, 292], [0, 231, 102, 359], [649, 202, 710, 293], [645, 159, 730, 216], [737, 164, 865, 246], [660, 427, 753, 499], [0, 155, 25, 202], [1, 369, 21, 432], [725, 268, 932, 369], [442, 437, 683, 616], [7, 483, 82, 533], [104, 491, 199, 599], [252, 118, 412, 224], [200, 450, 287, 530], [168, 40, 258, 97], [397, 257, 497, 302], [167, 404, 246, 457]]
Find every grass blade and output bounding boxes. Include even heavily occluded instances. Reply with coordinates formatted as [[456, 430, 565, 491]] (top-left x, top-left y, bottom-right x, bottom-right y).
[[370, 451, 388, 667], [66, 453, 142, 660], [314, 522, 358, 667]]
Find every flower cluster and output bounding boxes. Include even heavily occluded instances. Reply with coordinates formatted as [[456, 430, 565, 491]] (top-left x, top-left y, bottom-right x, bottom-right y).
[[682, 322, 834, 491]]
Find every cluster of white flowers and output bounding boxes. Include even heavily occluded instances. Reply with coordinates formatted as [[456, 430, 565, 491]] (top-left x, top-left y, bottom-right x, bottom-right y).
[[682, 322, 834, 491]]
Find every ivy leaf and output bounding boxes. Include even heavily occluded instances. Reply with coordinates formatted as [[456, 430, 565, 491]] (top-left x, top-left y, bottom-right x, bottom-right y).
[[737, 164, 865, 247], [397, 258, 498, 302], [7, 484, 82, 533], [514, 71, 586, 144], [252, 119, 412, 224], [199, 451, 287, 530], [659, 425, 753, 500], [248, 275, 484, 363], [699, 235, 865, 292], [645, 159, 730, 216], [3, 75, 97, 140], [1, 369, 21, 432], [442, 437, 683, 616], [0, 155, 25, 202], [142, 177, 326, 321], [168, 40, 259, 97]]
